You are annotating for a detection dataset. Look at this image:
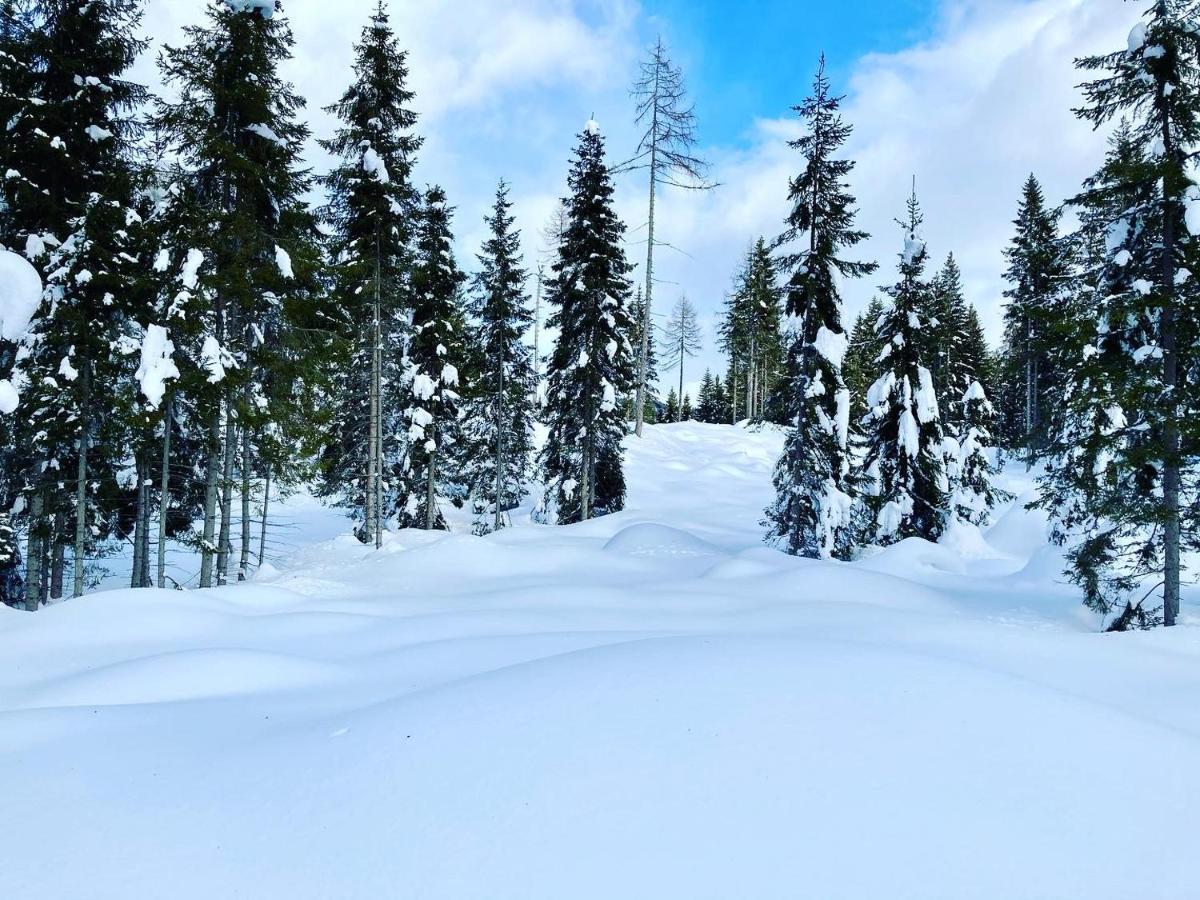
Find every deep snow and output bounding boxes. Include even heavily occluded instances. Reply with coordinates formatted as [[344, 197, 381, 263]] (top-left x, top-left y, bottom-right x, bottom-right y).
[[2, 422, 1198, 900]]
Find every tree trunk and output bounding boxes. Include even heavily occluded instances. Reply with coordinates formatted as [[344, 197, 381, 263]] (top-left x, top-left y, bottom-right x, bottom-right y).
[[634, 98, 660, 438], [73, 366, 90, 599], [239, 426, 251, 581], [49, 513, 64, 600], [1160, 101, 1182, 628], [25, 487, 43, 610], [158, 394, 172, 589], [199, 409, 221, 589], [494, 352, 506, 532], [425, 448, 437, 531], [259, 466, 272, 567], [216, 409, 236, 585], [131, 454, 146, 588]]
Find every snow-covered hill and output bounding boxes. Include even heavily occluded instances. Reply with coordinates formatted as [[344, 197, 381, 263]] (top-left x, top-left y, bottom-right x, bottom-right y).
[[2, 422, 1198, 899]]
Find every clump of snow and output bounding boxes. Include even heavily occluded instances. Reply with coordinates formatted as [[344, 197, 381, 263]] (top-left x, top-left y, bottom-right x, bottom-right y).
[[0, 379, 18, 414], [224, 0, 274, 17], [180, 249, 204, 290], [811, 326, 847, 369], [135, 325, 180, 409], [274, 245, 293, 279], [585, 117, 601, 135], [0, 248, 42, 341], [362, 145, 390, 183]]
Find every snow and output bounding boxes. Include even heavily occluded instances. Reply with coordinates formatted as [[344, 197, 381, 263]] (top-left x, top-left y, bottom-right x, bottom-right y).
[[224, 0, 274, 17], [135, 324, 180, 409], [180, 248, 204, 290], [361, 145, 390, 183], [0, 247, 42, 341], [1127, 21, 1147, 53], [1, 422, 1198, 899], [200, 335, 225, 383], [275, 244, 294, 279], [585, 117, 601, 134], [0, 379, 18, 414], [811, 325, 847, 369]]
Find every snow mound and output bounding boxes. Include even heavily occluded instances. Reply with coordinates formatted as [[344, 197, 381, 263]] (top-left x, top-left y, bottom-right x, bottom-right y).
[[0, 247, 41, 341], [603, 522, 722, 558]]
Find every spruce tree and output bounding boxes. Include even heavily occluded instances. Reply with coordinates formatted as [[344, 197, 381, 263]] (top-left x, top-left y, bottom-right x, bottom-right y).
[[949, 381, 1006, 526], [463, 181, 536, 535], [155, 0, 325, 586], [392, 186, 468, 530], [539, 120, 636, 524], [680, 392, 693, 421], [1039, 2, 1200, 628], [860, 191, 949, 545], [843, 297, 885, 423], [316, 1, 420, 545], [628, 286, 659, 424], [10, 0, 148, 604], [719, 239, 784, 422], [1000, 175, 1068, 455], [765, 57, 877, 559], [663, 387, 680, 423], [695, 369, 720, 423]]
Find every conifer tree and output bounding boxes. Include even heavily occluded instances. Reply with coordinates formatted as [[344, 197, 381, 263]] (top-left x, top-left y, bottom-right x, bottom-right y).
[[860, 191, 949, 545], [949, 381, 1005, 526], [695, 369, 720, 423], [540, 121, 636, 524], [661, 294, 702, 418], [8, 0, 148, 604], [843, 297, 885, 422], [765, 58, 877, 559], [628, 286, 659, 424], [392, 186, 467, 530], [463, 182, 536, 535], [1000, 175, 1068, 455], [680, 392, 693, 421], [663, 387, 680, 422], [719, 239, 784, 422], [316, 2, 420, 545], [1039, 3, 1200, 628], [155, 0, 325, 586]]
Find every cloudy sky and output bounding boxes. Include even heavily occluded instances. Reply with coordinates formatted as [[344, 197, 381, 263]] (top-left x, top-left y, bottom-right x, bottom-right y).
[[134, 0, 1132, 395]]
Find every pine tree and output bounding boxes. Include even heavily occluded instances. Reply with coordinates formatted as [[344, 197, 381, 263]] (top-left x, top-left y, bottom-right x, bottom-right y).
[[719, 239, 785, 423], [540, 120, 636, 524], [663, 387, 680, 422], [765, 57, 877, 559], [1000, 175, 1069, 455], [0, 0, 37, 248], [949, 381, 1006, 526], [680, 392, 693, 421], [392, 186, 467, 530], [1039, 2, 1200, 628], [463, 181, 536, 535], [695, 369, 721, 423], [860, 190, 949, 545], [661, 294, 702, 419], [155, 0, 326, 586], [843, 297, 885, 423], [9, 0, 148, 605], [628, 286, 659, 424], [316, 2, 420, 546]]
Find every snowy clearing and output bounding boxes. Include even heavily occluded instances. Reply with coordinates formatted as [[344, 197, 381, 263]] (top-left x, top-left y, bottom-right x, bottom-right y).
[[2, 422, 1198, 900]]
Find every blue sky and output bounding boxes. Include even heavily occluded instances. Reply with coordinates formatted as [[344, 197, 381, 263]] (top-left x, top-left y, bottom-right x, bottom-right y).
[[139, 0, 1132, 397]]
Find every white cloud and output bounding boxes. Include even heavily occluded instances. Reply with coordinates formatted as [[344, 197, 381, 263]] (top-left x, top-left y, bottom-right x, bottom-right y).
[[646, 0, 1133, 384]]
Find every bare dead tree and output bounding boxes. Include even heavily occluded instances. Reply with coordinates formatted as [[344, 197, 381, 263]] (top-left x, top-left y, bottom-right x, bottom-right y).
[[619, 37, 715, 436]]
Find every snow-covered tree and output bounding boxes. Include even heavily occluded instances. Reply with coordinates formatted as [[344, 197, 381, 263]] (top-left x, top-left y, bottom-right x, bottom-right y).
[[316, 1, 420, 546], [843, 296, 885, 423], [155, 0, 325, 586], [1038, 2, 1200, 629], [950, 381, 1005, 526], [539, 121, 636, 524], [392, 186, 467, 531], [860, 191, 949, 546], [765, 57, 877, 560], [463, 182, 536, 535]]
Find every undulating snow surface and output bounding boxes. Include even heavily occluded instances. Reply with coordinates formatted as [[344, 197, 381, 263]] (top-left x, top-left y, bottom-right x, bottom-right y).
[[2, 422, 1198, 899]]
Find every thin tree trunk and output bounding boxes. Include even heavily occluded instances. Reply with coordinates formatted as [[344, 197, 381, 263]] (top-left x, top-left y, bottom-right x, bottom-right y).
[[259, 466, 272, 567], [425, 449, 437, 531], [494, 346, 506, 532], [634, 89, 660, 438], [239, 426, 251, 581], [73, 366, 90, 598], [533, 268, 542, 408], [26, 487, 43, 610], [50, 514, 64, 600], [158, 394, 172, 589], [1161, 102, 1182, 628], [199, 408, 221, 589], [216, 409, 236, 585], [131, 455, 146, 588], [138, 468, 152, 588]]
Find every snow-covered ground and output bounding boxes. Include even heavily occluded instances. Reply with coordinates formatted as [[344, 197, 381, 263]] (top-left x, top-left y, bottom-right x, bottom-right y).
[[2, 422, 1198, 900]]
